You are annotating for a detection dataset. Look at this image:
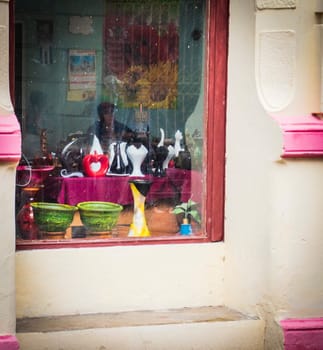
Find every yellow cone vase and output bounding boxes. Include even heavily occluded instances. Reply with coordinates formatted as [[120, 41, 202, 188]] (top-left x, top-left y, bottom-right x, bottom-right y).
[[128, 179, 152, 237]]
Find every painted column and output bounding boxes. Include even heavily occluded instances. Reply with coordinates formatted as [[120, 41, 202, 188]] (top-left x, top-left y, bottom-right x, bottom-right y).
[[255, 1, 323, 349], [0, 0, 21, 348], [270, 159, 323, 343]]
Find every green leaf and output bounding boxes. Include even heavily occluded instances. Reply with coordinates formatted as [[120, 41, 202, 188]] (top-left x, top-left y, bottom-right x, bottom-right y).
[[173, 201, 201, 222], [172, 207, 185, 215], [189, 210, 201, 224]]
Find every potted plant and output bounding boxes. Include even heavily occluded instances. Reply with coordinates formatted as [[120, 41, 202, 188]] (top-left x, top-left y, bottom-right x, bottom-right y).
[[172, 199, 201, 235]]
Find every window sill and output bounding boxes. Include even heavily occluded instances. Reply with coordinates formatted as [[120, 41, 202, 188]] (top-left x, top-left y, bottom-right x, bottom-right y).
[[16, 233, 210, 250]]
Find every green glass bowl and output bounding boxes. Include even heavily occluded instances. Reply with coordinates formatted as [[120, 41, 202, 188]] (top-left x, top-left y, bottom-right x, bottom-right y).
[[31, 202, 77, 233], [77, 201, 123, 233]]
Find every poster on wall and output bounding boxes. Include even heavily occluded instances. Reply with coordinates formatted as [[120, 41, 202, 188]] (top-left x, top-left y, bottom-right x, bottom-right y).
[[103, 0, 179, 109], [67, 49, 96, 101]]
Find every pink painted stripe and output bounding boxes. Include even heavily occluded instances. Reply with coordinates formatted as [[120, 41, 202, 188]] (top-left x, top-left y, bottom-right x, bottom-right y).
[[0, 113, 21, 161], [273, 115, 323, 157], [273, 114, 323, 130], [283, 132, 323, 152], [281, 318, 323, 331], [281, 318, 323, 350], [0, 335, 19, 350]]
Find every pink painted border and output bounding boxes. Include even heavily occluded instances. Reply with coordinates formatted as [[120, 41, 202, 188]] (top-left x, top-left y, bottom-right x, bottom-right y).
[[0, 335, 19, 350], [281, 318, 323, 350], [0, 113, 21, 161], [281, 318, 323, 330], [273, 115, 323, 158]]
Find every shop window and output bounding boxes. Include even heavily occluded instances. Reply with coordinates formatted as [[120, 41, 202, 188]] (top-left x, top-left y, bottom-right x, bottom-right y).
[[12, 0, 228, 249]]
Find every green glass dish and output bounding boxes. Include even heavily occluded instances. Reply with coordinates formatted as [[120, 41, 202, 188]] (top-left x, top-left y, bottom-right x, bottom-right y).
[[77, 201, 123, 233], [31, 202, 77, 232]]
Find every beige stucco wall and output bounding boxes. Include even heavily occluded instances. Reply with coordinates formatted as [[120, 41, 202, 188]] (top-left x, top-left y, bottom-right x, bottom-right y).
[[225, 0, 281, 319], [16, 244, 225, 317], [225, 0, 322, 309], [5, 1, 323, 349], [269, 159, 323, 319]]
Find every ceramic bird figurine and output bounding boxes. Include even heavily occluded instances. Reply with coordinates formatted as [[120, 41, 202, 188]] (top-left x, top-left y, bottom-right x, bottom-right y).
[[154, 128, 169, 177], [163, 145, 175, 169], [174, 130, 184, 157]]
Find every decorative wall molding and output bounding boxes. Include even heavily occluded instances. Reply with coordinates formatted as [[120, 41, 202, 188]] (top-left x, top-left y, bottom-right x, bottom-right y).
[[256, 0, 296, 10], [273, 115, 323, 157], [0, 113, 21, 161], [256, 30, 296, 112], [281, 318, 323, 349]]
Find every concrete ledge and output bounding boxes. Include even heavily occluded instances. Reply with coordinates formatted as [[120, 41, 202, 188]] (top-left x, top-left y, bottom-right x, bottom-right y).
[[16, 306, 264, 350], [17, 306, 251, 333]]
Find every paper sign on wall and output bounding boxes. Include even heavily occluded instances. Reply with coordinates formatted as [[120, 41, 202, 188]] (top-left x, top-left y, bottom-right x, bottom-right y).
[[67, 49, 96, 101]]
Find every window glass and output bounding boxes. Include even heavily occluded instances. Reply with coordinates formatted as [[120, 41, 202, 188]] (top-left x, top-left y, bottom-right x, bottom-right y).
[[15, 0, 206, 243]]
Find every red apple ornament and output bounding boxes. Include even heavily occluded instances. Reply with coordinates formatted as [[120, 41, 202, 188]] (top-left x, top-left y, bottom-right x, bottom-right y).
[[82, 151, 109, 177]]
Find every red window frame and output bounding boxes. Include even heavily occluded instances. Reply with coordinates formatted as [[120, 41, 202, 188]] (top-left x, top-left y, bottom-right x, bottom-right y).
[[10, 0, 229, 250]]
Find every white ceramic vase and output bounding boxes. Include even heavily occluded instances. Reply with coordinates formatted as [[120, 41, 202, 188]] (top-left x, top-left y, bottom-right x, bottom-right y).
[[126, 144, 148, 177]]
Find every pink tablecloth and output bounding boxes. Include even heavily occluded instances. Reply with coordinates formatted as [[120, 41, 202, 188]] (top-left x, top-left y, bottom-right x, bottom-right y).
[[55, 169, 202, 206]]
